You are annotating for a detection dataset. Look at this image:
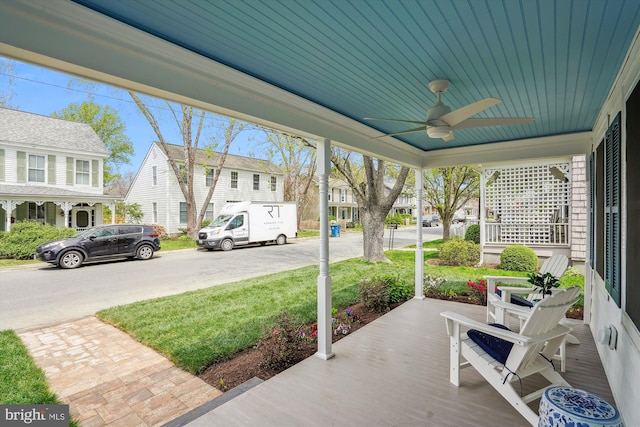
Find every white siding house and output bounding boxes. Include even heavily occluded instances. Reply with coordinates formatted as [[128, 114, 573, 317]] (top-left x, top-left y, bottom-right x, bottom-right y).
[[126, 142, 284, 235], [0, 108, 117, 232]]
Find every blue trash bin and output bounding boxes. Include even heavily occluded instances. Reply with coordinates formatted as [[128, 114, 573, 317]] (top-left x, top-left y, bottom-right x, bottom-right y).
[[330, 224, 341, 237]]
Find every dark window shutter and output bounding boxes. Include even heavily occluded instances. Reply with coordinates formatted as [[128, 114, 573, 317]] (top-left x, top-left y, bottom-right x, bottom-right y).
[[605, 113, 621, 307], [588, 153, 595, 267]]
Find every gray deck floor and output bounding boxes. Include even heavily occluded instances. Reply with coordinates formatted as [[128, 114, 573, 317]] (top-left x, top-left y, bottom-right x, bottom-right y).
[[186, 298, 613, 427]]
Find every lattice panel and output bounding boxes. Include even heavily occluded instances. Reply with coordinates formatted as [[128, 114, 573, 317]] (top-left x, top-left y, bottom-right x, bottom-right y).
[[483, 162, 571, 245]]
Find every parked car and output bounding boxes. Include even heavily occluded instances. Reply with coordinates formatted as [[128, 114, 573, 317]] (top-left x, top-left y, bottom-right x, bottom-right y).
[[422, 215, 440, 227], [452, 212, 466, 224], [35, 224, 161, 269]]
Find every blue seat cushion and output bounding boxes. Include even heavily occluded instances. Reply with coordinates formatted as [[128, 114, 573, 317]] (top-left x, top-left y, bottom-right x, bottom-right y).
[[495, 289, 534, 307], [510, 294, 534, 307], [467, 323, 514, 364]]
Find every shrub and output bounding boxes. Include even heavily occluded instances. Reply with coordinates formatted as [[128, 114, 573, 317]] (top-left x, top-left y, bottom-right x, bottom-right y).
[[258, 312, 310, 370], [385, 213, 403, 224], [464, 224, 480, 244], [439, 239, 480, 266], [148, 223, 166, 237], [358, 275, 392, 312], [387, 277, 413, 303], [0, 222, 76, 259], [500, 245, 538, 272]]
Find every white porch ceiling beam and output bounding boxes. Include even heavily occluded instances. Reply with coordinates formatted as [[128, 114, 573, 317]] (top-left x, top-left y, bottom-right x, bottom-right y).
[[420, 132, 592, 168], [0, 0, 422, 168]]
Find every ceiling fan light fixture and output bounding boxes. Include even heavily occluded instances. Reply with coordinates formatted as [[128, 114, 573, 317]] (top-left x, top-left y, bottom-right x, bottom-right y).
[[427, 125, 452, 138]]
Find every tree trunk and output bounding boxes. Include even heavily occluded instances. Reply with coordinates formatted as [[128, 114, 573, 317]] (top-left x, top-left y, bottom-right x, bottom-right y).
[[361, 209, 389, 262]]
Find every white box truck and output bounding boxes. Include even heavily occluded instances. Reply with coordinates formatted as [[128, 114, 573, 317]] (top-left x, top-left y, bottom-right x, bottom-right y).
[[196, 201, 297, 251]]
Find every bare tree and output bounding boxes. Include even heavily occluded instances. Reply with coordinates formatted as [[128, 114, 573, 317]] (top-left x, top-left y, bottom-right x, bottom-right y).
[[0, 58, 18, 108], [424, 166, 479, 240], [261, 132, 317, 227], [106, 171, 136, 198], [332, 150, 409, 262], [129, 92, 246, 237]]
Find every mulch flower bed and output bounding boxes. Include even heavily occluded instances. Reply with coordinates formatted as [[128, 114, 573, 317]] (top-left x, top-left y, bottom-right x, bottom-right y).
[[199, 286, 583, 392]]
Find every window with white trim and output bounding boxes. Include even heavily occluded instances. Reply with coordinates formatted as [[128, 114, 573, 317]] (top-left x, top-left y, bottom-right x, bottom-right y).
[[270, 176, 277, 191], [76, 160, 90, 185], [152, 202, 158, 223], [205, 203, 214, 221], [206, 169, 215, 187], [152, 166, 157, 186], [179, 202, 187, 223], [28, 202, 45, 223], [253, 174, 260, 190], [28, 154, 45, 183], [231, 171, 238, 189]]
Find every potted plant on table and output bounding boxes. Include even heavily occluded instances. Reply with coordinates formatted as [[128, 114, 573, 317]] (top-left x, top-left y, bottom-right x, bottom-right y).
[[527, 272, 560, 299]]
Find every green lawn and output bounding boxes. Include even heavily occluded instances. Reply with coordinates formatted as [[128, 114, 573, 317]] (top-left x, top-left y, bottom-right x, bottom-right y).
[[2, 242, 585, 404], [97, 250, 417, 373], [0, 330, 60, 404]]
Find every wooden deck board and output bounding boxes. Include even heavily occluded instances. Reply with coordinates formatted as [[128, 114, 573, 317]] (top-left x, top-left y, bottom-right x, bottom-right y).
[[185, 298, 613, 427]]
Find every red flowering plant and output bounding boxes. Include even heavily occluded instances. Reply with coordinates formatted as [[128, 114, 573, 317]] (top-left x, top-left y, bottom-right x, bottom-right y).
[[466, 279, 487, 305]]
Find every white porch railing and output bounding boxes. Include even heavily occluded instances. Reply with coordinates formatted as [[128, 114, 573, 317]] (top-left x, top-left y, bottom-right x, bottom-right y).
[[485, 222, 569, 246]]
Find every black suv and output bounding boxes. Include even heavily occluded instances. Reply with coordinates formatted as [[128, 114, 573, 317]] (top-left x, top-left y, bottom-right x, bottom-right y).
[[36, 224, 161, 269]]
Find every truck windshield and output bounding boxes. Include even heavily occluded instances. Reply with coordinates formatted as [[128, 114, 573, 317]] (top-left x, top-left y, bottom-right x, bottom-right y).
[[207, 215, 233, 228]]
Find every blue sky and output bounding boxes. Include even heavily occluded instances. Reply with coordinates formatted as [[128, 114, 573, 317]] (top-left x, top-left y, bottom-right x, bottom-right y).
[[1, 56, 265, 176]]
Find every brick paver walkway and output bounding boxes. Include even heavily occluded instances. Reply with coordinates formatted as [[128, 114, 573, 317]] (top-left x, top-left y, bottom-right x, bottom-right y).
[[19, 317, 222, 426]]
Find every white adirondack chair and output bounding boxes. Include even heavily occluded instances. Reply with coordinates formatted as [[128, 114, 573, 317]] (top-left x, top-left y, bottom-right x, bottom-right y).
[[441, 286, 581, 426], [484, 254, 577, 372], [485, 254, 570, 324]]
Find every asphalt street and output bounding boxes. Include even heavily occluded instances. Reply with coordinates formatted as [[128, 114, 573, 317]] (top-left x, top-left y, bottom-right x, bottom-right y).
[[0, 226, 442, 331]]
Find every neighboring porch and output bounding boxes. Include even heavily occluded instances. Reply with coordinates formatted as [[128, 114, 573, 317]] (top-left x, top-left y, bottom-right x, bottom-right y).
[[0, 185, 118, 232], [183, 298, 613, 426]]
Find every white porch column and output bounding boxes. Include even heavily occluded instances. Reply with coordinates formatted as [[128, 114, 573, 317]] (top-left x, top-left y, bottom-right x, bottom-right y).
[[316, 138, 334, 360], [0, 200, 24, 232], [479, 167, 486, 265], [108, 202, 116, 224], [414, 168, 425, 299], [54, 201, 75, 228]]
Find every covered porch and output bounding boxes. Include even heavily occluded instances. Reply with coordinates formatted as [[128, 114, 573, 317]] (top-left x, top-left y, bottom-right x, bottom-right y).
[[182, 298, 612, 426]]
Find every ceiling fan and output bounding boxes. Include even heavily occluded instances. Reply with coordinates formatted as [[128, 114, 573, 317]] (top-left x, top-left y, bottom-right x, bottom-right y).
[[365, 79, 534, 141]]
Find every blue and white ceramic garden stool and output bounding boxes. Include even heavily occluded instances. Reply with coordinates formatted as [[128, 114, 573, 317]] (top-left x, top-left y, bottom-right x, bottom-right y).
[[538, 386, 623, 427]]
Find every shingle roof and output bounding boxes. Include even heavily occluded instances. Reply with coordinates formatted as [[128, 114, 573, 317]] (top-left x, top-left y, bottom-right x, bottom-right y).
[[159, 142, 281, 175], [0, 108, 109, 156]]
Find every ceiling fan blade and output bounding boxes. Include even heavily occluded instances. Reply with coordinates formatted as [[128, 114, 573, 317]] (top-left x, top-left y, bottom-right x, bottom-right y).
[[371, 126, 425, 139], [439, 98, 501, 127], [442, 132, 455, 141], [364, 117, 427, 125], [452, 117, 534, 130]]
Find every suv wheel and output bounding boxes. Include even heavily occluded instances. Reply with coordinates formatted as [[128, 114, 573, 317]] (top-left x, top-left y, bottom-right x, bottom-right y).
[[59, 250, 83, 269], [136, 244, 154, 260], [220, 239, 234, 251]]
